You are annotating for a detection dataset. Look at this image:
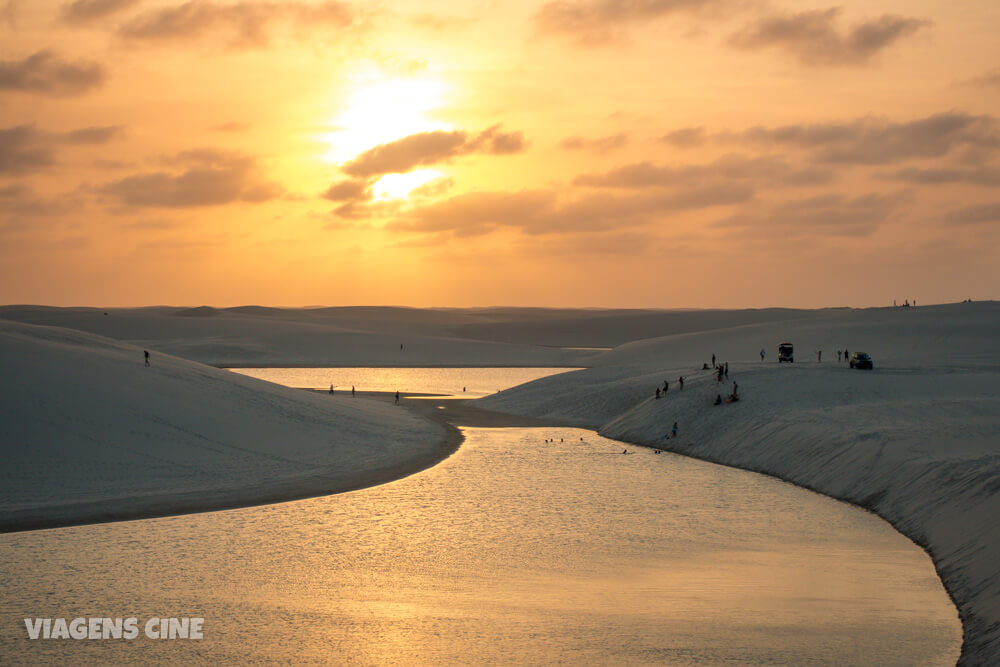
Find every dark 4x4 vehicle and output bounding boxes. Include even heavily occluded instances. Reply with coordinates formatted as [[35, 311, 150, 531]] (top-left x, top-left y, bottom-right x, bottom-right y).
[[850, 352, 873, 369]]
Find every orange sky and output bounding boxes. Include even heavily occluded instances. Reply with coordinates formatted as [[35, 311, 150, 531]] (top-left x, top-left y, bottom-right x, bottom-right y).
[[1, 0, 999, 307]]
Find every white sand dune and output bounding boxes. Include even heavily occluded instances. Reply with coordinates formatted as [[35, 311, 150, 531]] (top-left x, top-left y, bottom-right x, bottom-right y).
[[0, 318, 450, 532], [0, 305, 596, 367], [478, 302, 1000, 664]]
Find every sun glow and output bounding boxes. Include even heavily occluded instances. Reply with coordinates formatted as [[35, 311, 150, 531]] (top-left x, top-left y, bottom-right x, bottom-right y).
[[322, 75, 452, 165], [372, 169, 441, 200]]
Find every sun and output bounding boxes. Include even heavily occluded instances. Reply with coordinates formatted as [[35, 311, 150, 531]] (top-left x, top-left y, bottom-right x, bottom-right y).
[[322, 73, 452, 166], [371, 169, 441, 200]]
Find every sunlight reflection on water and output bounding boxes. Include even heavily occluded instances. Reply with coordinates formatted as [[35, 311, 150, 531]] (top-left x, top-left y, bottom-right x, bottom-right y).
[[0, 427, 960, 665], [227, 366, 582, 397]]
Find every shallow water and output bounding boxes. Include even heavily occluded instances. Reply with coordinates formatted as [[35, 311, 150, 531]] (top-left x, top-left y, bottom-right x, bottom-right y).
[[228, 366, 582, 397], [0, 427, 960, 665]]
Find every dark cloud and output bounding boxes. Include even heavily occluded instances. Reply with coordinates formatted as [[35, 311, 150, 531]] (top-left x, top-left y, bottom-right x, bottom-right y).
[[0, 123, 127, 173], [2, 0, 19, 28], [660, 126, 705, 147], [965, 69, 1000, 90], [60, 0, 140, 24], [881, 166, 1000, 187], [322, 179, 371, 202], [0, 184, 78, 224], [341, 125, 525, 178], [533, 0, 720, 46], [0, 50, 107, 96], [559, 133, 628, 153], [389, 183, 752, 237], [61, 125, 126, 144], [98, 150, 283, 208], [0, 126, 55, 173], [728, 8, 929, 66], [716, 191, 910, 237], [726, 112, 999, 164], [409, 176, 454, 199], [119, 0, 359, 47], [947, 202, 1000, 225], [574, 154, 834, 188]]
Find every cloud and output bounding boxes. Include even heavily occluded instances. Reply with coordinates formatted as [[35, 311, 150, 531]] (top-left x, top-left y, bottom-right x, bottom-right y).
[[964, 69, 1000, 90], [574, 154, 834, 188], [322, 179, 371, 202], [61, 125, 126, 144], [726, 112, 999, 164], [946, 202, 1000, 225], [60, 0, 140, 24], [533, 0, 721, 46], [728, 8, 929, 66], [0, 184, 78, 226], [98, 150, 283, 207], [0, 124, 127, 173], [0, 126, 55, 173], [881, 166, 1000, 187], [0, 50, 107, 96], [119, 0, 359, 47], [389, 183, 752, 236], [341, 125, 525, 178], [559, 133, 628, 153], [716, 191, 910, 237], [660, 126, 706, 147], [2, 0, 19, 28]]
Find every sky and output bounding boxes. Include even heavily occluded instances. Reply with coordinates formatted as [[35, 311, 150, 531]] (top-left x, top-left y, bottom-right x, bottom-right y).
[[1, 0, 999, 308]]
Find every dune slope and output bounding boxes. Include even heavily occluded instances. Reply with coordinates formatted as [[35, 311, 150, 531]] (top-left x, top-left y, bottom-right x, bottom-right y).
[[0, 319, 450, 532], [478, 302, 1000, 664]]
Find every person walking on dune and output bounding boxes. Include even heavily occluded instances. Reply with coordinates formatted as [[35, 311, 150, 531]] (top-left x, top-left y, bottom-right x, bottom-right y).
[[724, 362, 729, 378], [144, 350, 150, 367], [817, 350, 822, 363], [663, 380, 669, 393], [679, 376, 684, 391], [711, 353, 716, 367], [671, 422, 678, 439], [351, 385, 355, 397], [655, 388, 661, 399], [394, 391, 400, 405], [760, 348, 765, 362]]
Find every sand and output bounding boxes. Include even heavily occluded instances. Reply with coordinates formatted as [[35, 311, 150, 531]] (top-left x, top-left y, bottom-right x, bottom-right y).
[[2, 301, 998, 663], [0, 319, 458, 533], [477, 301, 1000, 664]]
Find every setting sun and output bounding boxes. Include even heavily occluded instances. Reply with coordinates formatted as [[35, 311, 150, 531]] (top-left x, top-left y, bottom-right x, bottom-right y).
[[372, 169, 442, 200], [322, 75, 451, 165]]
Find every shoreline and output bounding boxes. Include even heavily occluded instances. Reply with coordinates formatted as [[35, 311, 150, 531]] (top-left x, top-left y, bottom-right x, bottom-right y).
[[614, 435, 970, 663], [0, 393, 564, 535]]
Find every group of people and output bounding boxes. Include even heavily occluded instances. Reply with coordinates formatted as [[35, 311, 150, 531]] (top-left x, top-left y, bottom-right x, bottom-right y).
[[654, 375, 685, 400]]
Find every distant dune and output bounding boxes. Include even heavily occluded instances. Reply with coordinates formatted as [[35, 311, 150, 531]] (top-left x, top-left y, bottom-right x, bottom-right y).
[[478, 301, 1000, 664]]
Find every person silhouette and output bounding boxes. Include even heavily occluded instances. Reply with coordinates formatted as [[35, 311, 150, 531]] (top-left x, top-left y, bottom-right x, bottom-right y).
[[144, 350, 150, 367]]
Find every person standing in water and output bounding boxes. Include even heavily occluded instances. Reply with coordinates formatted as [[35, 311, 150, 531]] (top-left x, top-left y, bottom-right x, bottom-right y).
[[144, 350, 150, 367]]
